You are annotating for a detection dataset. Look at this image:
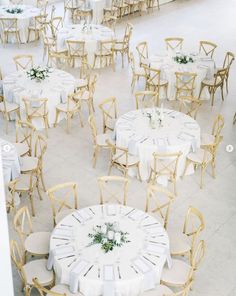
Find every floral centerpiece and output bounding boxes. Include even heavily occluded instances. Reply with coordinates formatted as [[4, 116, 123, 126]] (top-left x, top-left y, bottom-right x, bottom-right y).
[[88, 222, 130, 253], [146, 105, 164, 129], [173, 54, 194, 64], [6, 7, 23, 14], [27, 66, 50, 82]]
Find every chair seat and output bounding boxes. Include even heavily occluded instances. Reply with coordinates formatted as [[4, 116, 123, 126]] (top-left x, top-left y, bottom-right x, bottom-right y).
[[169, 232, 191, 255], [56, 102, 79, 112], [20, 156, 38, 173], [134, 66, 146, 76], [0, 101, 19, 112], [113, 153, 139, 166], [25, 232, 50, 256], [23, 259, 54, 286], [114, 42, 128, 51], [142, 284, 173, 295], [161, 258, 191, 286], [201, 77, 222, 86], [96, 133, 113, 146], [201, 133, 215, 146], [49, 284, 82, 296], [4, 28, 19, 33], [15, 174, 36, 191], [187, 148, 212, 164], [55, 209, 76, 224], [13, 142, 29, 156], [95, 50, 112, 56], [75, 78, 88, 89], [80, 90, 90, 101], [147, 79, 168, 87]]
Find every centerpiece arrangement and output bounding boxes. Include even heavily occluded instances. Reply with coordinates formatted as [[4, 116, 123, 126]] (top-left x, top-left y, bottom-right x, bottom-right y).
[[146, 105, 164, 129], [173, 54, 194, 64], [6, 7, 23, 14], [88, 222, 130, 253], [27, 66, 50, 82]]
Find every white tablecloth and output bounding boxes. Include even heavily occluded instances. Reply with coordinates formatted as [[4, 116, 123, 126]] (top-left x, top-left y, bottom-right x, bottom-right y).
[[57, 24, 114, 66], [115, 108, 200, 180], [0, 138, 20, 184], [3, 68, 75, 129], [89, 0, 106, 24], [0, 5, 41, 43], [48, 205, 170, 296], [148, 54, 215, 100]]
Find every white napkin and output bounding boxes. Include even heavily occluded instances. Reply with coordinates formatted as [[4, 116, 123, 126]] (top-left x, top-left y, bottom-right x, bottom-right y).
[[47, 245, 75, 270], [77, 209, 92, 221], [128, 210, 145, 221], [133, 257, 156, 290], [53, 228, 73, 238], [146, 243, 166, 254], [106, 205, 117, 216], [145, 227, 164, 235], [103, 265, 115, 296], [69, 260, 89, 293]]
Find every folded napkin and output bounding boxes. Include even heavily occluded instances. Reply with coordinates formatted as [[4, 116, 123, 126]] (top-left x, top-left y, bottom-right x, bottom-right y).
[[77, 208, 92, 221], [106, 205, 117, 216], [103, 265, 115, 296], [145, 226, 164, 235], [47, 245, 75, 270], [128, 210, 145, 221], [146, 243, 166, 255], [178, 131, 194, 141], [69, 260, 89, 293], [184, 122, 199, 130], [53, 228, 73, 238], [133, 257, 156, 290]]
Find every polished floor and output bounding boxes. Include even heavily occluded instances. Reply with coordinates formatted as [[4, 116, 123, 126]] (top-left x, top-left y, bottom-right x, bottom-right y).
[[1, 0, 236, 295]]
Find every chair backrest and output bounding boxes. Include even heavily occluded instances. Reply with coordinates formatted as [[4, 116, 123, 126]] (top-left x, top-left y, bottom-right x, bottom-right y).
[[0, 18, 18, 31], [223, 51, 235, 69], [135, 90, 159, 109], [177, 96, 202, 119], [88, 114, 98, 145], [31, 278, 66, 296], [123, 22, 133, 45], [165, 37, 184, 51], [106, 139, 131, 170], [143, 65, 161, 89], [64, 0, 79, 9], [152, 151, 182, 178], [99, 96, 117, 133], [146, 184, 175, 229], [16, 120, 36, 155], [34, 133, 47, 166], [47, 182, 78, 225], [97, 175, 129, 205], [129, 52, 136, 72], [79, 62, 92, 82], [98, 39, 115, 55], [191, 240, 205, 270], [22, 97, 48, 119], [10, 240, 27, 286], [6, 178, 19, 213], [73, 8, 93, 22], [199, 40, 217, 58], [34, 14, 48, 30], [136, 41, 148, 65], [13, 55, 33, 71], [67, 40, 86, 56], [164, 279, 193, 296], [175, 72, 197, 97], [50, 16, 63, 38], [64, 93, 81, 113], [213, 68, 227, 86], [13, 206, 33, 245], [212, 114, 224, 137]]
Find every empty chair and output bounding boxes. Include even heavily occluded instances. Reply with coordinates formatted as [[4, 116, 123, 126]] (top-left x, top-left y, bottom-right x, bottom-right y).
[[13, 206, 50, 257], [93, 39, 116, 71], [146, 184, 175, 229], [113, 0, 129, 18], [201, 114, 224, 148], [135, 90, 159, 109], [99, 96, 118, 133], [47, 182, 79, 225], [73, 8, 93, 24], [177, 96, 202, 119], [97, 175, 129, 205], [64, 0, 81, 21], [0, 95, 21, 133], [199, 40, 217, 58], [49, 16, 63, 38], [175, 72, 197, 100], [5, 179, 20, 214], [13, 54, 34, 71], [28, 14, 48, 42], [67, 40, 88, 68], [0, 18, 21, 45], [136, 41, 149, 66], [165, 37, 184, 52], [129, 52, 146, 92], [221, 51, 235, 93]]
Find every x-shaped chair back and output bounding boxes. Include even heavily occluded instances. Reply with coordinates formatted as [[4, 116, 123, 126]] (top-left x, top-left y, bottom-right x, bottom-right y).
[[175, 72, 197, 96], [199, 41, 217, 58], [99, 96, 117, 132], [212, 114, 224, 137], [135, 90, 159, 109], [10, 240, 27, 285], [13, 206, 33, 245], [13, 55, 33, 71], [99, 39, 115, 55], [178, 96, 202, 119], [16, 120, 36, 155], [165, 37, 184, 51], [67, 40, 86, 57], [50, 16, 63, 38], [88, 114, 98, 144], [23, 97, 48, 119], [136, 41, 148, 65], [213, 68, 227, 86]]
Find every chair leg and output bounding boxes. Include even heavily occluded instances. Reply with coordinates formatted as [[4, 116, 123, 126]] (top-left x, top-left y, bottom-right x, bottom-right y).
[[182, 159, 191, 178], [198, 84, 204, 99], [211, 158, 216, 178], [200, 165, 206, 189], [54, 110, 59, 127], [78, 109, 84, 127], [40, 168, 47, 192], [29, 192, 35, 217], [220, 85, 224, 102], [93, 146, 99, 168]]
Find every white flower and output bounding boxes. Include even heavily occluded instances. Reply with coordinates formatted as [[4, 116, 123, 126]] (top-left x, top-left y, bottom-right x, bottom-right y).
[[102, 238, 108, 244]]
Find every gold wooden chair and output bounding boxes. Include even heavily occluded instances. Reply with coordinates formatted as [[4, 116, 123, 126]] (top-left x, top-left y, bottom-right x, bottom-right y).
[[199, 40, 217, 58], [13, 206, 50, 258], [66, 40, 88, 68], [129, 52, 146, 92], [114, 0, 129, 18], [125, 0, 140, 15], [54, 93, 83, 133], [10, 240, 54, 293], [136, 41, 148, 66], [6, 179, 20, 214], [135, 90, 159, 109], [169, 206, 205, 261], [148, 151, 182, 195], [114, 23, 133, 67], [177, 96, 202, 119], [47, 182, 79, 226], [143, 65, 168, 99], [183, 135, 222, 189], [201, 114, 224, 148], [97, 175, 129, 205], [22, 98, 49, 137], [93, 39, 116, 71], [40, 29, 57, 62], [145, 184, 175, 229], [0, 95, 21, 133], [198, 68, 227, 106], [88, 114, 112, 168], [165, 37, 184, 52], [99, 96, 117, 133], [49, 16, 63, 38], [175, 72, 197, 100], [233, 112, 236, 125], [73, 8, 93, 24], [13, 54, 34, 71], [102, 14, 117, 32], [14, 120, 36, 157], [37, 0, 48, 14], [75, 62, 91, 90], [28, 278, 83, 296], [28, 14, 48, 42], [64, 0, 81, 21], [222, 51, 235, 93], [106, 139, 140, 178], [146, 0, 160, 11], [0, 18, 21, 45], [161, 240, 205, 289]]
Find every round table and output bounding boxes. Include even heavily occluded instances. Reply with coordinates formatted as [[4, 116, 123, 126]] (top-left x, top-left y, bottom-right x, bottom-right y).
[[0, 5, 41, 43], [0, 138, 20, 184], [115, 108, 201, 181], [57, 24, 114, 66], [48, 204, 170, 296], [3, 68, 75, 130], [148, 53, 215, 100]]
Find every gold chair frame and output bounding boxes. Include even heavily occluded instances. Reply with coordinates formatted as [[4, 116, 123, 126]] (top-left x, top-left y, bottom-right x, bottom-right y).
[[135, 90, 159, 109], [177, 96, 202, 119], [99, 96, 117, 133], [165, 37, 184, 51], [199, 40, 217, 58]]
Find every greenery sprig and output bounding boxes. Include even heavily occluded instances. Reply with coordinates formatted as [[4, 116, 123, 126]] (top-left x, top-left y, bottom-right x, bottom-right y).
[[173, 54, 194, 64], [27, 66, 50, 82], [6, 7, 23, 14]]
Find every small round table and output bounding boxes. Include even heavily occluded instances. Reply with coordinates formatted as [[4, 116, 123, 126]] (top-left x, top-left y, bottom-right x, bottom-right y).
[[48, 204, 170, 296], [115, 108, 201, 180]]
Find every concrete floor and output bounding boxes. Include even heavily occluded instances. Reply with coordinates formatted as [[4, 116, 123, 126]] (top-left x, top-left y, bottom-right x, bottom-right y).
[[0, 0, 236, 295]]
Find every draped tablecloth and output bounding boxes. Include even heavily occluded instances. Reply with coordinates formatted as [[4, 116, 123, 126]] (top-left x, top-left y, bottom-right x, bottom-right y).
[[115, 108, 201, 181], [3, 68, 75, 130], [57, 24, 114, 66], [148, 54, 215, 100], [0, 138, 20, 183], [48, 204, 171, 296], [0, 5, 41, 43]]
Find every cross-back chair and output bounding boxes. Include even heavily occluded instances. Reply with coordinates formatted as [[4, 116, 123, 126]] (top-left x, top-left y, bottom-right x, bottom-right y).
[[50, 16, 63, 38], [6, 178, 20, 214], [199, 40, 217, 58], [135, 90, 159, 109], [13, 54, 33, 71], [165, 37, 184, 52], [14, 120, 35, 157], [222, 51, 235, 93], [93, 39, 116, 71], [0, 18, 21, 45], [129, 52, 146, 92], [28, 14, 48, 42], [177, 96, 202, 119], [99, 96, 117, 133], [136, 41, 148, 66], [201, 114, 224, 148], [175, 72, 197, 100], [73, 8, 93, 24], [66, 40, 88, 68]]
